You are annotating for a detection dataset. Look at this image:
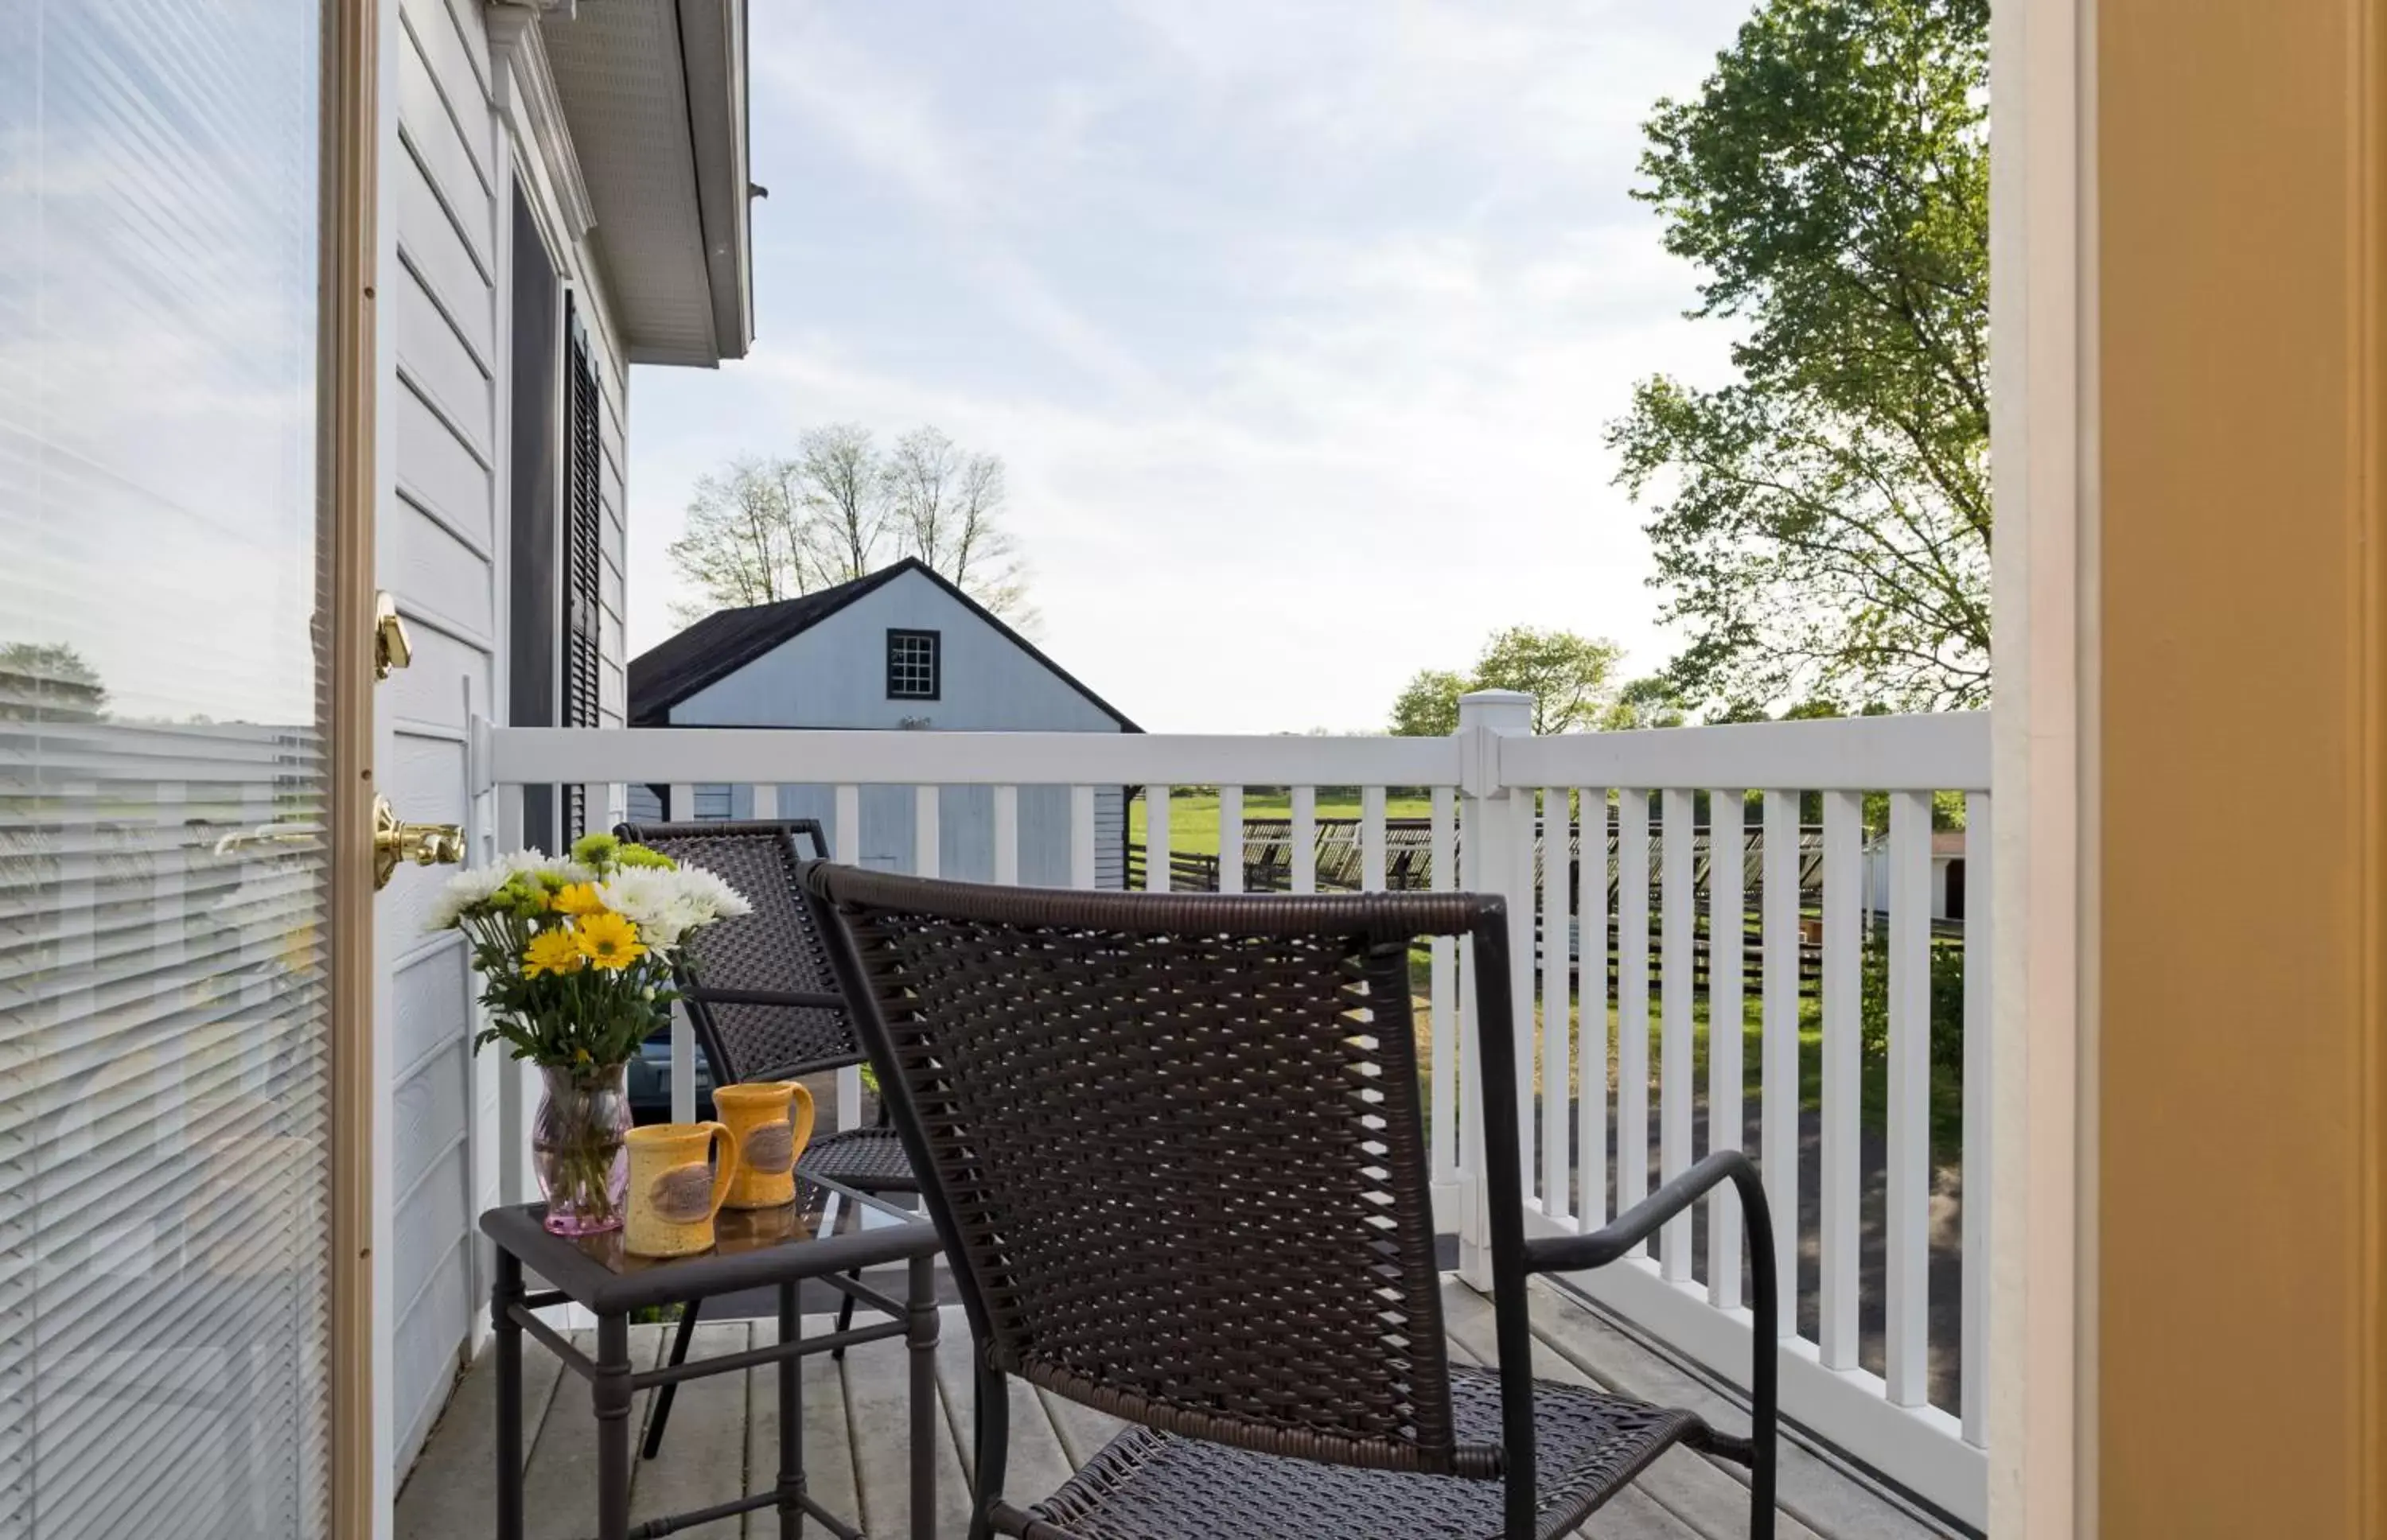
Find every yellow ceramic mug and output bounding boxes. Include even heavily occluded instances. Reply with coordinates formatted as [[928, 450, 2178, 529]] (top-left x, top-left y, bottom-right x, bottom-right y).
[[712, 1081, 816, 1210], [624, 1122, 742, 1258]]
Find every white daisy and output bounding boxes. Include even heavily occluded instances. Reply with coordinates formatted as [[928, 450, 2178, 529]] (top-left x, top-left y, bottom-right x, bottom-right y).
[[597, 863, 751, 953], [424, 862, 512, 932]]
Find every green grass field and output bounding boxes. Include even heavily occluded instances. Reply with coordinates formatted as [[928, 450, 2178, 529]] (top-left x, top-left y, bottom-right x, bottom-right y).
[[1127, 787, 1436, 857], [1404, 948, 1964, 1168]]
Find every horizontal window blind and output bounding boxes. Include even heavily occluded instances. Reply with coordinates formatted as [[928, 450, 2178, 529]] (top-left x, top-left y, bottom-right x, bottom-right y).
[[0, 3, 336, 1536]]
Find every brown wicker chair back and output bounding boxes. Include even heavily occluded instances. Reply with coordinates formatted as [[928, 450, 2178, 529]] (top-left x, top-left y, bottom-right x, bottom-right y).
[[613, 820, 854, 1081], [803, 867, 1499, 1478]]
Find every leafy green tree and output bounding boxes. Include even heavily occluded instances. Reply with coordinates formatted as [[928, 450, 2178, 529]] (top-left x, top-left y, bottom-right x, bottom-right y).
[[1475, 628, 1626, 734], [1388, 629, 1625, 736], [1600, 675, 1690, 731], [1610, 0, 1990, 713], [1388, 668, 1466, 737]]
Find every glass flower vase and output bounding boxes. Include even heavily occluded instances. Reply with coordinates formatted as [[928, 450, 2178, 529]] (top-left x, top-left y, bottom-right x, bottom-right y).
[[533, 1062, 633, 1235]]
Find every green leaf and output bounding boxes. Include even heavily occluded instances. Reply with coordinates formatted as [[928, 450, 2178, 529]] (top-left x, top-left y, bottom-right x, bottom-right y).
[[1610, 0, 1989, 714]]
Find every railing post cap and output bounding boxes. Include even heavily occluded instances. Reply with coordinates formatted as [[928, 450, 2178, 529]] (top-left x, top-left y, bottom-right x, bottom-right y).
[[1456, 690, 1534, 736], [1454, 691, 1532, 797]]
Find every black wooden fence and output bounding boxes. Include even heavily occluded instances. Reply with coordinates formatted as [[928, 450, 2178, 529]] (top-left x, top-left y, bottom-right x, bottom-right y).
[[1117, 818, 1948, 987]]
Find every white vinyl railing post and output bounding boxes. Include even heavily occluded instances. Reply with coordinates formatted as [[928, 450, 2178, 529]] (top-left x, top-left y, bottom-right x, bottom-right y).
[[1455, 690, 1534, 1291], [1659, 788, 1696, 1280], [496, 780, 532, 1205], [669, 1000, 697, 1126], [834, 784, 863, 1127]]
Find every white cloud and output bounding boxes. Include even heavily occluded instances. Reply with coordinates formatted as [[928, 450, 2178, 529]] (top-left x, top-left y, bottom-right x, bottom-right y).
[[627, 0, 1754, 732]]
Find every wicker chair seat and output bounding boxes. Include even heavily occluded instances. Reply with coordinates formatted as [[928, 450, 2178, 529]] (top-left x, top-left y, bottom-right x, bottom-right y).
[[794, 1124, 918, 1194], [1003, 1364, 1710, 1540]]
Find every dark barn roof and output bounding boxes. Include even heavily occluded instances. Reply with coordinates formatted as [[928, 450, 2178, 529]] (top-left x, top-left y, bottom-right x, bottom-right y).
[[628, 558, 1139, 730]]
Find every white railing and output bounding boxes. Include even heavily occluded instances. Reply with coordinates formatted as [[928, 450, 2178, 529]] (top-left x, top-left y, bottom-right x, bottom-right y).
[[475, 696, 1992, 1526]]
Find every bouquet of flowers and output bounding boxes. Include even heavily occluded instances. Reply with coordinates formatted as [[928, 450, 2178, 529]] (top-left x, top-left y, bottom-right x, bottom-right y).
[[428, 830, 750, 1233]]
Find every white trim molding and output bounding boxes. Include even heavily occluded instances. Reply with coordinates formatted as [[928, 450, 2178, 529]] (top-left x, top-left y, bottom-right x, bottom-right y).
[[1987, 0, 2092, 1534], [485, 2, 595, 243]]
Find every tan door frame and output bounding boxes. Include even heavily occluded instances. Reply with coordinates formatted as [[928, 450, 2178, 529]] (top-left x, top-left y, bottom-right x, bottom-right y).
[[324, 0, 379, 1532]]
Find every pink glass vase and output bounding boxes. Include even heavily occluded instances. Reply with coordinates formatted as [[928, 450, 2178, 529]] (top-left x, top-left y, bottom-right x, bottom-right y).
[[533, 1062, 633, 1235]]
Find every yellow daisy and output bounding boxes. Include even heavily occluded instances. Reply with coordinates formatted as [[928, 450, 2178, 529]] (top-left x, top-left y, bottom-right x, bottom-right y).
[[524, 926, 585, 977], [574, 912, 646, 971], [551, 882, 607, 917]]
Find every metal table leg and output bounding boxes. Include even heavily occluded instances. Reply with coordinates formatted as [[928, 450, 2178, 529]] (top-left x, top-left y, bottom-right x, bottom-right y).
[[779, 1281, 804, 1534], [909, 1253, 937, 1540], [595, 1312, 632, 1540], [495, 1250, 524, 1540]]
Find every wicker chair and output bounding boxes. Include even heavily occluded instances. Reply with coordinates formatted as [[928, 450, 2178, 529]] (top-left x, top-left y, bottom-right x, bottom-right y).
[[610, 819, 920, 1460], [800, 865, 1779, 1540]]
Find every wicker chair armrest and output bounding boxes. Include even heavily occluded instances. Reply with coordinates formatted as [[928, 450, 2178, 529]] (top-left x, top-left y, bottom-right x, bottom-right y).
[[1522, 1151, 1768, 1277], [1523, 1149, 1779, 1477]]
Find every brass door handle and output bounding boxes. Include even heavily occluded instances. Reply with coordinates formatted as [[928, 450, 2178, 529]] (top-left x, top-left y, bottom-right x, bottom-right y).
[[374, 795, 464, 889]]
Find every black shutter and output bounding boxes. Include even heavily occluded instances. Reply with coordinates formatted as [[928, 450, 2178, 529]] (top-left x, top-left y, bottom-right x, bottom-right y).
[[563, 299, 604, 839], [507, 185, 561, 854]]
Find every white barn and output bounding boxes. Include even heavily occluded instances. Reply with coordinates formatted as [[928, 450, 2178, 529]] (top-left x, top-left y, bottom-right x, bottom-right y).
[[627, 558, 1139, 886]]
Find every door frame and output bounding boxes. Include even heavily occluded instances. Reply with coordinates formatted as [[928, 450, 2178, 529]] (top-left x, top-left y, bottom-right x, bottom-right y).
[[1987, 0, 2090, 1530], [324, 0, 380, 1532]]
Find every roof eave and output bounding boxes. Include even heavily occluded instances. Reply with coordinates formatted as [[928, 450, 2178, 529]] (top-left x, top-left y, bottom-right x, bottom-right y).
[[541, 0, 753, 368], [676, 0, 753, 364]]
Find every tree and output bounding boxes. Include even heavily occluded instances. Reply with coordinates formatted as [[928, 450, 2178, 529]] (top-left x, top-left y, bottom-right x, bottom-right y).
[[1388, 668, 1467, 737], [664, 457, 805, 623], [1600, 675, 1690, 732], [0, 642, 107, 721], [883, 427, 1038, 629], [667, 424, 1039, 628], [794, 423, 888, 585], [1474, 628, 1626, 734], [1608, 0, 1990, 713], [1387, 629, 1625, 736]]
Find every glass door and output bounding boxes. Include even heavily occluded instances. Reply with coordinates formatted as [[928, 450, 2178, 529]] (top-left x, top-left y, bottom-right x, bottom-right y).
[[0, 2, 344, 1534]]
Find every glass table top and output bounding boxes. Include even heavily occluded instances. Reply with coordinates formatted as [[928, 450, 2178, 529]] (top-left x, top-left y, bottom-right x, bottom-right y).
[[557, 1176, 923, 1279]]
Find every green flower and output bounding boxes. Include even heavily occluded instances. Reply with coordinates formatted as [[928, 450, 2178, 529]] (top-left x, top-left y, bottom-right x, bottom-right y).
[[570, 831, 620, 869], [614, 843, 676, 870]]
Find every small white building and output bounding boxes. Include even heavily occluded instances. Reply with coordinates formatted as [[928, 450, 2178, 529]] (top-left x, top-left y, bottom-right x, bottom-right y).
[[628, 558, 1139, 885], [1861, 827, 1972, 921]]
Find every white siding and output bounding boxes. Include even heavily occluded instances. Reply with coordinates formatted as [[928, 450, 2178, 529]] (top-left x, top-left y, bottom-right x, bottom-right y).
[[380, 0, 637, 1481], [658, 570, 1132, 885], [382, 0, 494, 1479]]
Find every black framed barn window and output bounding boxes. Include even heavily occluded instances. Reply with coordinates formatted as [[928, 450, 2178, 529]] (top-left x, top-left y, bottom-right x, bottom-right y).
[[560, 298, 603, 838], [887, 628, 940, 700]]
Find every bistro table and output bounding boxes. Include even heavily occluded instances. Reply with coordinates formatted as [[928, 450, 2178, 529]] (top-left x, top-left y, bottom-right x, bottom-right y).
[[483, 1174, 943, 1540]]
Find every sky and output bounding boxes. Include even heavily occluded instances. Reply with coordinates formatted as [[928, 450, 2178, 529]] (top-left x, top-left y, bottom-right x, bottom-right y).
[[625, 0, 1756, 734]]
